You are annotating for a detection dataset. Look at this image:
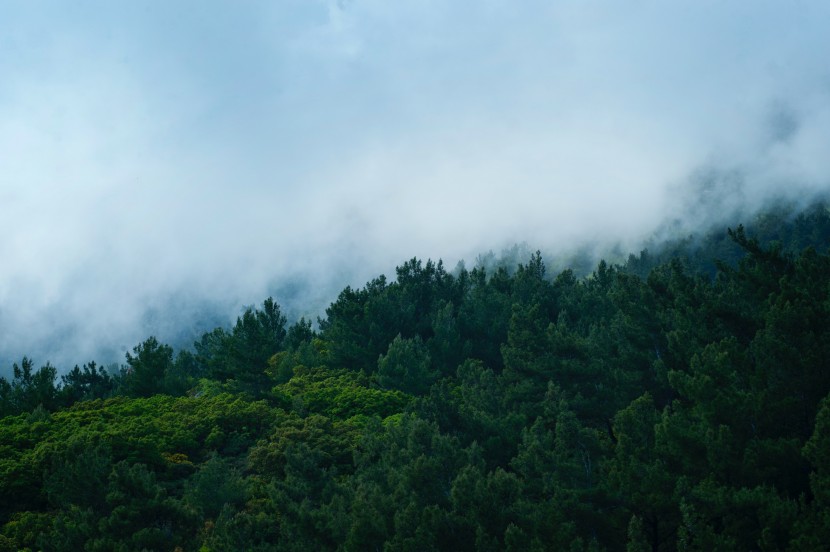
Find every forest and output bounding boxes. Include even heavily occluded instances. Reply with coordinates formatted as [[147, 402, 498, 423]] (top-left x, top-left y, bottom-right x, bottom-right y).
[[1, 200, 829, 551]]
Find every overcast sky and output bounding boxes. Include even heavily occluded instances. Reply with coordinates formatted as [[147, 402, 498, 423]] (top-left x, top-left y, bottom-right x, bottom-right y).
[[2, 0, 830, 370]]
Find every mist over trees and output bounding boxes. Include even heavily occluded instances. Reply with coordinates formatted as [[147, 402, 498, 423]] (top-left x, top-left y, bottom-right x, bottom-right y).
[[1, 200, 829, 550]]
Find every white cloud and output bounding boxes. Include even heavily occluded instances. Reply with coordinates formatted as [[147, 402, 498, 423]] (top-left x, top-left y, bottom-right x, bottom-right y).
[[1, 0, 829, 370]]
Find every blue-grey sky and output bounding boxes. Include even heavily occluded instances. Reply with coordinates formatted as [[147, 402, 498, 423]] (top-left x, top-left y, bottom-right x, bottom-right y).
[[2, 1, 830, 369]]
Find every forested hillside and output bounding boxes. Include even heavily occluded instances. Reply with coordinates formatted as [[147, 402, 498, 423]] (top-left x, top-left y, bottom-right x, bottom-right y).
[[1, 202, 829, 551]]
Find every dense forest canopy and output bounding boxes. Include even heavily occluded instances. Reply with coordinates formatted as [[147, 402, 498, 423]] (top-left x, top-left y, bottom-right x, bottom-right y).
[[1, 201, 830, 551]]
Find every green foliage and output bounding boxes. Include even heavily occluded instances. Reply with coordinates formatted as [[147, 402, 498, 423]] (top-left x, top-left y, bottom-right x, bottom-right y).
[[378, 334, 437, 395], [194, 297, 288, 395], [122, 337, 174, 398], [248, 413, 355, 478], [2, 200, 829, 550], [88, 460, 195, 551], [0, 358, 59, 416], [795, 394, 830, 546], [285, 316, 315, 350], [58, 361, 115, 405], [184, 455, 246, 520], [267, 337, 328, 385], [278, 366, 410, 420], [44, 439, 113, 511]]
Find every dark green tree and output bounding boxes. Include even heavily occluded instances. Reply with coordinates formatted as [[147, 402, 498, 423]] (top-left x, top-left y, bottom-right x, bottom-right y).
[[285, 317, 315, 350], [0, 357, 59, 414], [202, 297, 288, 394], [58, 361, 114, 406], [121, 337, 173, 398], [184, 455, 246, 521], [377, 334, 437, 395]]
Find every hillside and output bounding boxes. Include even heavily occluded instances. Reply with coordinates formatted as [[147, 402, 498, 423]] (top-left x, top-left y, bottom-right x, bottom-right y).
[[1, 201, 829, 551]]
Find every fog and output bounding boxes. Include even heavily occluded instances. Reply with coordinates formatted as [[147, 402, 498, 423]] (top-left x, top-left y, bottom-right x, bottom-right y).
[[2, 1, 829, 372]]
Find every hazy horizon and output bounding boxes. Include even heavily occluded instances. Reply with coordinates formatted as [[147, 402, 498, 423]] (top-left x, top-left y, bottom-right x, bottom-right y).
[[2, 1, 830, 372]]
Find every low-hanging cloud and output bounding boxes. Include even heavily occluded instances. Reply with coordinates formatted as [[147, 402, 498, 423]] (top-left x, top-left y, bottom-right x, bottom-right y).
[[1, 0, 829, 372]]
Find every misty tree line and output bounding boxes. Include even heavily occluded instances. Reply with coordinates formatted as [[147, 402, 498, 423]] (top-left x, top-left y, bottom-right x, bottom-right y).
[[0, 201, 829, 551], [0, 296, 293, 417]]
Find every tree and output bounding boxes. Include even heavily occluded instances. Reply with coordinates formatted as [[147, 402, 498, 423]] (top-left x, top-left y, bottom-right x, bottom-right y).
[[319, 282, 385, 372], [0, 357, 59, 414], [225, 297, 287, 394], [428, 301, 468, 377], [793, 394, 830, 547], [377, 335, 436, 396], [122, 337, 174, 398], [457, 267, 512, 371], [184, 455, 245, 521], [604, 393, 677, 551], [194, 327, 231, 377], [58, 362, 114, 406], [89, 461, 195, 551], [44, 441, 113, 512], [285, 317, 315, 350]]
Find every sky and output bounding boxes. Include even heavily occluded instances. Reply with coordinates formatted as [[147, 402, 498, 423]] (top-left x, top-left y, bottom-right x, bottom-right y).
[[2, 0, 830, 370]]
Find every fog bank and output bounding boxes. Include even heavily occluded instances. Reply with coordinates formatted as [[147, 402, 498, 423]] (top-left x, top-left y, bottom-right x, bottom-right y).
[[1, 1, 829, 372]]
